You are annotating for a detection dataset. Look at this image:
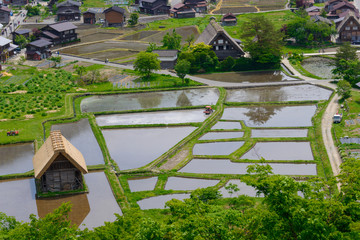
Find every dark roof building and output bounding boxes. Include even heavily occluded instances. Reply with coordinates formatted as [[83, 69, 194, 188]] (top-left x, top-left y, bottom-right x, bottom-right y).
[[195, 19, 245, 60], [337, 11, 360, 43], [221, 13, 237, 26], [153, 49, 178, 69], [26, 39, 52, 61], [310, 15, 333, 25], [184, 0, 207, 13], [305, 6, 321, 16], [170, 3, 195, 18], [0, 36, 18, 62], [12, 29, 31, 42], [83, 9, 97, 24], [103, 6, 126, 27], [139, 0, 170, 15], [327, 1, 358, 19], [41, 22, 78, 46], [57, 0, 81, 21], [0, 5, 11, 24]]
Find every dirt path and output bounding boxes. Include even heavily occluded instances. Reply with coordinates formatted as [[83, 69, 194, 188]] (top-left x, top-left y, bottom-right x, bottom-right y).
[[159, 149, 190, 170]]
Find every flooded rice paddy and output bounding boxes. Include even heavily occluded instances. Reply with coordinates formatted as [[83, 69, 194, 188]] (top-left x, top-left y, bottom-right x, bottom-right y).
[[0, 143, 34, 175], [128, 177, 158, 192], [81, 88, 219, 113], [199, 131, 244, 140], [211, 121, 242, 130], [137, 194, 191, 210], [226, 84, 332, 102], [251, 129, 308, 138], [164, 177, 219, 190], [179, 159, 317, 175], [221, 105, 317, 127], [102, 127, 196, 170], [219, 180, 261, 198], [0, 172, 121, 229], [301, 57, 335, 79], [193, 141, 244, 155], [198, 71, 297, 83], [51, 119, 104, 165], [96, 109, 210, 126], [241, 142, 314, 160]]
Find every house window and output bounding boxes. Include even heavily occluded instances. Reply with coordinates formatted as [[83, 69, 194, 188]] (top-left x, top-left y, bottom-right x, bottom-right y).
[[354, 26, 358, 30], [218, 39, 223, 44], [215, 46, 219, 50], [345, 26, 350, 30], [351, 21, 353, 25], [218, 45, 223, 50]]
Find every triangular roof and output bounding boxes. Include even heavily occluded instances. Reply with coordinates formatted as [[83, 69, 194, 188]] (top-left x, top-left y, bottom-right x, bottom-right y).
[[103, 5, 125, 14], [337, 10, 360, 32], [0, 36, 11, 46], [47, 22, 77, 32], [331, 1, 355, 12], [33, 130, 88, 179], [221, 13, 236, 21], [195, 19, 244, 54], [57, 0, 81, 7]]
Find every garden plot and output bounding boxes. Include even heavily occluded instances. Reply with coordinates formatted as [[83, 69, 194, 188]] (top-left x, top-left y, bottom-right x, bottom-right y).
[[219, 180, 261, 198], [0, 143, 34, 175], [251, 129, 308, 138], [37, 172, 122, 230], [226, 84, 332, 102], [51, 119, 104, 165], [214, 6, 257, 14], [0, 178, 37, 222], [102, 127, 196, 170], [241, 142, 314, 161], [198, 71, 297, 83], [193, 141, 244, 155], [211, 121, 242, 130], [164, 177, 219, 191], [221, 105, 317, 127], [96, 109, 210, 126], [128, 177, 158, 192], [301, 57, 335, 79], [214, 0, 286, 14], [199, 131, 244, 140], [81, 88, 219, 113], [137, 194, 190, 210], [179, 159, 317, 175]]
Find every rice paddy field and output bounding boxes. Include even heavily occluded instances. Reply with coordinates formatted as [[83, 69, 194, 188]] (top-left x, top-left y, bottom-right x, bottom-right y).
[[213, 0, 287, 14]]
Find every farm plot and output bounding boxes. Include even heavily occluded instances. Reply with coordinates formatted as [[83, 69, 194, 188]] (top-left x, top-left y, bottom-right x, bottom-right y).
[[141, 26, 200, 44], [81, 49, 139, 60], [214, 0, 286, 14]]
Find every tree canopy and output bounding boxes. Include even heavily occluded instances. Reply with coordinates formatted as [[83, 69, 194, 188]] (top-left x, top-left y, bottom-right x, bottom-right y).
[[134, 52, 161, 78], [162, 29, 182, 50]]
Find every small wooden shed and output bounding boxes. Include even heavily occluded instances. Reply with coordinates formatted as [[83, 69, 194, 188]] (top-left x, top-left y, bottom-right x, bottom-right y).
[[33, 130, 88, 193]]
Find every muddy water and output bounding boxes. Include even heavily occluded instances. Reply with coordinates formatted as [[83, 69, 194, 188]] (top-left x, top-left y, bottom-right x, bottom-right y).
[[81, 88, 219, 113], [165, 177, 219, 190], [0, 143, 34, 175], [198, 71, 297, 83], [137, 194, 190, 210], [102, 127, 196, 170], [241, 142, 314, 160], [37, 172, 122, 230], [128, 177, 158, 192], [96, 109, 210, 126], [222, 105, 317, 127], [0, 178, 37, 222], [52, 119, 104, 165], [211, 121, 242, 130], [179, 159, 317, 175], [219, 180, 262, 198], [251, 129, 308, 138], [199, 131, 244, 140], [226, 84, 332, 102], [193, 141, 244, 155]]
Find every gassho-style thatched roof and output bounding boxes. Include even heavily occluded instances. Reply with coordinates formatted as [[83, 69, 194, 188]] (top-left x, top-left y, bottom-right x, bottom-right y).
[[33, 130, 88, 179]]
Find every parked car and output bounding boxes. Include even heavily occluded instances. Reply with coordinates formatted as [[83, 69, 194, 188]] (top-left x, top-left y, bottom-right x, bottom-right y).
[[333, 113, 342, 123]]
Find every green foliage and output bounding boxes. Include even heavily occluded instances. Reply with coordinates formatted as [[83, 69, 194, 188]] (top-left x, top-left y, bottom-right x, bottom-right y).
[[134, 52, 161, 78], [179, 43, 218, 73], [49, 56, 62, 68], [14, 35, 29, 49], [337, 80, 352, 100], [333, 42, 358, 82], [146, 42, 158, 53], [190, 187, 222, 203], [25, 5, 41, 17], [128, 13, 139, 26], [161, 29, 182, 50], [174, 59, 190, 84], [240, 15, 283, 67], [224, 183, 239, 197], [288, 52, 304, 64], [219, 56, 235, 71]]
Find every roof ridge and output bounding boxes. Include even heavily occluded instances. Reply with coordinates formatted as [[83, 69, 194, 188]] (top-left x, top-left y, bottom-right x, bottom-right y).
[[50, 130, 65, 152]]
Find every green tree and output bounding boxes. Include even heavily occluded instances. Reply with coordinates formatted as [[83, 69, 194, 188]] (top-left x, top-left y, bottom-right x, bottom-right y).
[[225, 182, 239, 197], [240, 15, 283, 67], [49, 56, 61, 68], [335, 42, 357, 69], [134, 52, 161, 78], [190, 187, 222, 203], [174, 59, 190, 84], [73, 64, 87, 79], [179, 43, 218, 73], [185, 34, 195, 47], [14, 35, 29, 49], [128, 13, 139, 26], [162, 29, 182, 50], [337, 80, 352, 99], [25, 5, 41, 17], [332, 59, 360, 85], [146, 42, 158, 52], [219, 56, 235, 71]]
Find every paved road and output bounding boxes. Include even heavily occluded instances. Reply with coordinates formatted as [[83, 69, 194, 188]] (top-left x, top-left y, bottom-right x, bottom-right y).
[[2, 10, 27, 38]]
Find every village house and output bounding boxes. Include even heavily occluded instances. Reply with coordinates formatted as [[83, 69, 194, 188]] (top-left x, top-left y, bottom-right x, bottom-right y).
[[41, 22, 78, 46], [221, 13, 237, 26], [0, 4, 11, 24], [327, 1, 358, 19], [103, 6, 126, 27], [3, 0, 28, 6], [306, 6, 321, 16], [337, 11, 360, 43], [12, 29, 31, 43], [169, 3, 195, 18], [153, 49, 178, 69], [310, 15, 333, 26], [184, 0, 207, 13], [26, 39, 52, 61], [83, 9, 97, 24], [139, 0, 169, 15], [32, 130, 88, 193], [0, 36, 17, 62], [56, 0, 81, 21], [194, 19, 245, 60], [325, 0, 347, 12]]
